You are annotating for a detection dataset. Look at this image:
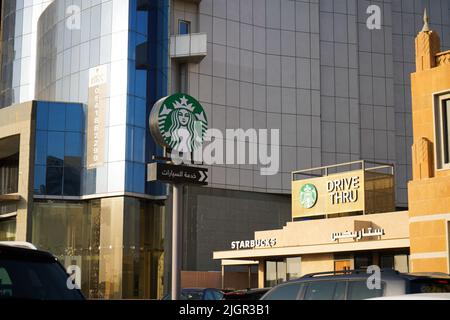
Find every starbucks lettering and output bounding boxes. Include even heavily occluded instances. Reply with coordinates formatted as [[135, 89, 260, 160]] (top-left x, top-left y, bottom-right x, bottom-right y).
[[327, 176, 360, 204]]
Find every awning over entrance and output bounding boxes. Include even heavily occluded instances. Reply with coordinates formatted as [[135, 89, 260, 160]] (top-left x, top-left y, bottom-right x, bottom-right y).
[[214, 238, 410, 261]]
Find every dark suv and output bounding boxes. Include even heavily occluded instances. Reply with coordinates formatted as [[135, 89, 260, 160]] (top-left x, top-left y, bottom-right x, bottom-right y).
[[261, 269, 450, 300], [0, 243, 85, 300]]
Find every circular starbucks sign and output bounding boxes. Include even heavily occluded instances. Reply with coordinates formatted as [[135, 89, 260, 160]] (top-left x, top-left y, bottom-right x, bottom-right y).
[[150, 94, 208, 152], [300, 184, 318, 209]]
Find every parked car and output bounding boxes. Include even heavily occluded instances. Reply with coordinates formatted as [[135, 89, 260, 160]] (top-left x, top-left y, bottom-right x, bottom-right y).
[[0, 242, 85, 300], [223, 288, 271, 300], [162, 288, 224, 300], [260, 269, 450, 300], [368, 293, 450, 300]]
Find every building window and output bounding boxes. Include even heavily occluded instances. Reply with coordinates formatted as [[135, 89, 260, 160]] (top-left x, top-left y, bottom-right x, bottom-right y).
[[34, 102, 84, 196], [435, 94, 450, 169], [265, 260, 286, 287], [442, 99, 450, 165], [0, 135, 19, 195], [178, 20, 190, 35], [286, 257, 301, 280], [0, 218, 16, 241]]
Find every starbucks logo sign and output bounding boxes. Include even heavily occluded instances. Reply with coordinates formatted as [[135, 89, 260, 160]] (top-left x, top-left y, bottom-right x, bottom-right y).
[[150, 94, 208, 152], [300, 184, 318, 209]]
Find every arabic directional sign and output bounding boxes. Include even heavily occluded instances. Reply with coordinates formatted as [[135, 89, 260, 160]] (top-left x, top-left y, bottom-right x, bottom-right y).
[[147, 162, 208, 186]]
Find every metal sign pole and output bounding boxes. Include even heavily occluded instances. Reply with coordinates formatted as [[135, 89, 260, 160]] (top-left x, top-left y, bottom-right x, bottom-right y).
[[148, 94, 208, 301], [171, 183, 183, 300]]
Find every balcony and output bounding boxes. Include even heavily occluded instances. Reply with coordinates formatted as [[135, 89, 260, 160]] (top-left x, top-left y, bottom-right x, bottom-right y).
[[170, 33, 207, 63], [138, 0, 201, 10]]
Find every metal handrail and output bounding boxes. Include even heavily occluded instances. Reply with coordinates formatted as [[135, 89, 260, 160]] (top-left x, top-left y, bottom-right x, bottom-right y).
[[292, 160, 395, 180]]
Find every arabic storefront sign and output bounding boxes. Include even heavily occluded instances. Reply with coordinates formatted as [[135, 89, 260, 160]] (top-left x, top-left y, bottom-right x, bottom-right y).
[[331, 228, 385, 242], [86, 65, 107, 169], [231, 238, 277, 250], [292, 170, 365, 218], [147, 162, 208, 185]]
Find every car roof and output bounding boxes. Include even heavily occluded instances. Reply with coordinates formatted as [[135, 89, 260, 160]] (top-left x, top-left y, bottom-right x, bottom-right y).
[[282, 269, 450, 283], [226, 288, 270, 293], [0, 243, 56, 262], [182, 288, 221, 291], [0, 241, 37, 250]]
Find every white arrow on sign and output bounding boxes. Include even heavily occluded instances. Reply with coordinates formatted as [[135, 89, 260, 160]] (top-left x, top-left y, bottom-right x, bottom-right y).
[[199, 170, 207, 182]]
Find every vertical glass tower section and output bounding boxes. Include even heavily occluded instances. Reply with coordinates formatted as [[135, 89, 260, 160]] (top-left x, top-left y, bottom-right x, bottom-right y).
[[35, 0, 168, 198], [0, 0, 53, 108]]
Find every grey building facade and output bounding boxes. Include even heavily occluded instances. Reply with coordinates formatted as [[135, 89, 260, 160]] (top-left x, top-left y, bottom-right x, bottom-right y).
[[168, 0, 450, 273]]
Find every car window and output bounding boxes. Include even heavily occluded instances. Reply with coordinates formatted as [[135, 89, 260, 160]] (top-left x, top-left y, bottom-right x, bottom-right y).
[[262, 282, 302, 300], [0, 259, 83, 300], [347, 281, 383, 300], [0, 267, 12, 298], [333, 281, 347, 300], [304, 281, 338, 300], [409, 279, 450, 293], [212, 290, 224, 300]]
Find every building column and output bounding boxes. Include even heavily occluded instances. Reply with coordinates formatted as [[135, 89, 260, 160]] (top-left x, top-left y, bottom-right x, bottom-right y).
[[258, 260, 265, 289], [98, 197, 125, 299]]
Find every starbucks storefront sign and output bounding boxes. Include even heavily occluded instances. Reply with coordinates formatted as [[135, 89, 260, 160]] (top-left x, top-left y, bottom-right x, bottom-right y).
[[150, 93, 208, 154], [148, 93, 208, 301], [291, 161, 395, 219], [292, 170, 365, 218]]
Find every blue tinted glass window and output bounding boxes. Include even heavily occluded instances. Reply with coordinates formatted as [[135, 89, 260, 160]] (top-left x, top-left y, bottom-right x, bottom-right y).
[[36, 102, 48, 130], [135, 70, 147, 99], [179, 20, 190, 35], [35, 131, 48, 165], [126, 127, 133, 161], [65, 105, 83, 132], [137, 11, 148, 35], [46, 167, 63, 195], [48, 103, 66, 131], [125, 162, 134, 192], [63, 165, 81, 196], [133, 127, 145, 163], [34, 165, 46, 195], [127, 96, 135, 125], [134, 98, 146, 128], [133, 163, 145, 193], [47, 132, 65, 166], [65, 132, 82, 158]]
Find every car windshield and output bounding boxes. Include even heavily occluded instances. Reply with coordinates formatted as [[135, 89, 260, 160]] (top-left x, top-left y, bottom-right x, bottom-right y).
[[409, 279, 450, 294], [0, 258, 84, 300]]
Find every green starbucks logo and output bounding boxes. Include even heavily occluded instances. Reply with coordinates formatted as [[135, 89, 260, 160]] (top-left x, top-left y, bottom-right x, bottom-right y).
[[300, 184, 318, 209], [150, 94, 208, 152]]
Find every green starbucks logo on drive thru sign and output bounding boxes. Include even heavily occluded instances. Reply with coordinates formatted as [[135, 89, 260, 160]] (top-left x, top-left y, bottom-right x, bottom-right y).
[[300, 184, 318, 209], [150, 94, 208, 152]]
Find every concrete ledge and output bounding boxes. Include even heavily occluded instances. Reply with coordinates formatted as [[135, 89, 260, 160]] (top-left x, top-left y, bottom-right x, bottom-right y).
[[0, 194, 21, 202]]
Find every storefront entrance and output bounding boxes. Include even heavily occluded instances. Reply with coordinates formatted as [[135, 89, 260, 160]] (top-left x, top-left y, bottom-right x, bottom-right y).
[[265, 257, 301, 287]]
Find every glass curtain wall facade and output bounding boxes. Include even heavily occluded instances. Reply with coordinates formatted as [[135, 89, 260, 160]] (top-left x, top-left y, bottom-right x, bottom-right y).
[[34, 101, 84, 196], [0, 0, 52, 108], [29, 1, 169, 299]]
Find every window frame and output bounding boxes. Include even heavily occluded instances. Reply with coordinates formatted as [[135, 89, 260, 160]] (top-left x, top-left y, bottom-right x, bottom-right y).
[[433, 92, 450, 170]]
